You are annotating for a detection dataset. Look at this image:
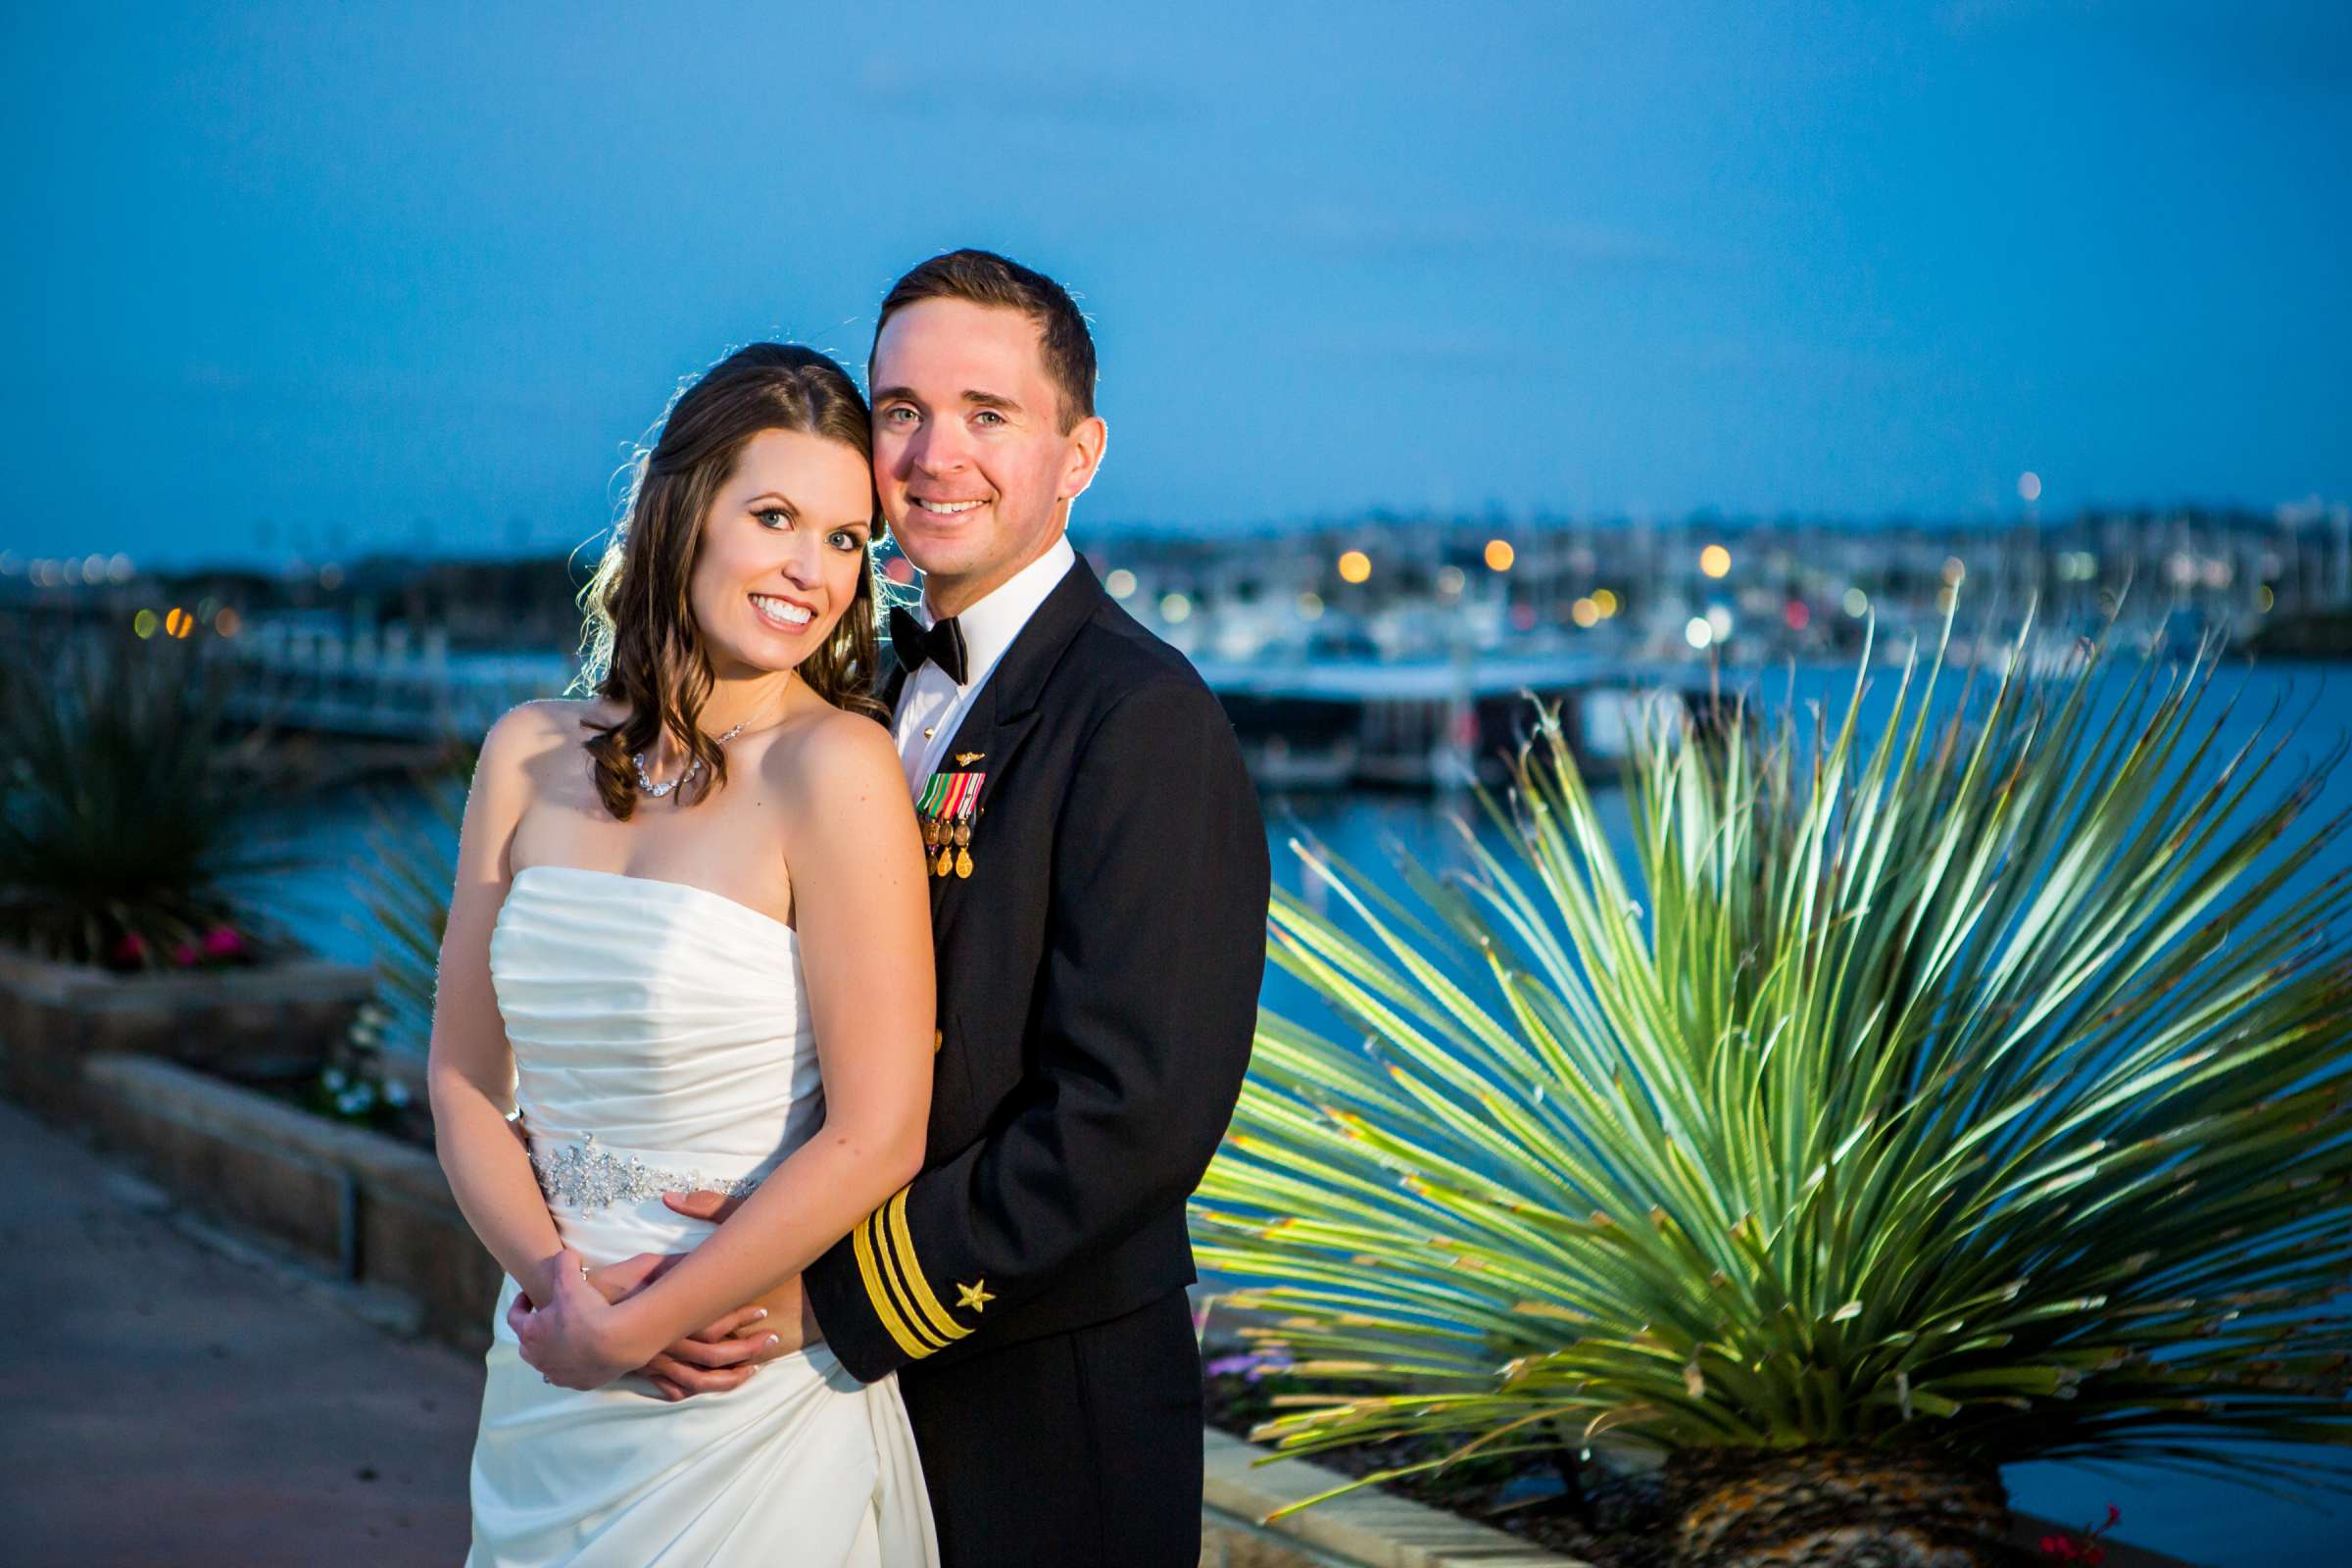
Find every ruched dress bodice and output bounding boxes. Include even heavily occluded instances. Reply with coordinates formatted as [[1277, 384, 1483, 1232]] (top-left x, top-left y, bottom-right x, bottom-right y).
[[493, 864, 821, 1259], [464, 865, 936, 1567]]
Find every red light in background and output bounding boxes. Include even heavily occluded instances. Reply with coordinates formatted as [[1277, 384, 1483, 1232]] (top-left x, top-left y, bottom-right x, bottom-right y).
[[1784, 600, 1810, 630]]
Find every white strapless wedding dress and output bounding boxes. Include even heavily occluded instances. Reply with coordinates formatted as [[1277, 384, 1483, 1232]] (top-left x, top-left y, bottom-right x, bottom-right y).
[[465, 864, 939, 1567]]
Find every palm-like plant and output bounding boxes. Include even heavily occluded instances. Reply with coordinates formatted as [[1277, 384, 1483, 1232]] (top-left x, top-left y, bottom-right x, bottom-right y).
[[1196, 612, 2352, 1566], [344, 763, 467, 1064], [0, 628, 293, 967]]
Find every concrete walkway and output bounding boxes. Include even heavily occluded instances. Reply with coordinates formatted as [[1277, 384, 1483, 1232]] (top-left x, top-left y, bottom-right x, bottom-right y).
[[0, 1099, 482, 1566]]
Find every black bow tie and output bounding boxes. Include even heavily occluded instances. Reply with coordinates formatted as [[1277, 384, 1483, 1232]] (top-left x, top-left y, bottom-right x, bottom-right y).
[[889, 606, 969, 686]]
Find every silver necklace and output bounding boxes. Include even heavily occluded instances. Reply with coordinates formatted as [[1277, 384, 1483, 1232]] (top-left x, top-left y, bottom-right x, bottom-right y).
[[632, 721, 746, 798]]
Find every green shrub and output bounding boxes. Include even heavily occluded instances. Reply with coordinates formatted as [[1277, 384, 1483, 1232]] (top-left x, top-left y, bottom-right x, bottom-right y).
[[0, 629, 293, 968], [1198, 613, 2352, 1524]]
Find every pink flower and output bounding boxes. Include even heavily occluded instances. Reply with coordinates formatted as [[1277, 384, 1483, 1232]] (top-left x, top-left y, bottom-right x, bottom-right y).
[[107, 932, 148, 966], [201, 925, 246, 959], [2040, 1506, 2122, 1565], [171, 943, 199, 967]]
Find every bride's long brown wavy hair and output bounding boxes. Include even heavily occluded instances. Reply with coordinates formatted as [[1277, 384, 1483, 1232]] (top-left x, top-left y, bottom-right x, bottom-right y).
[[572, 344, 888, 821]]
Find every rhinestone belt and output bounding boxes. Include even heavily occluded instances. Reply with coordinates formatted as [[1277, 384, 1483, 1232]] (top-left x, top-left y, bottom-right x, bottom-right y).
[[528, 1131, 767, 1212]]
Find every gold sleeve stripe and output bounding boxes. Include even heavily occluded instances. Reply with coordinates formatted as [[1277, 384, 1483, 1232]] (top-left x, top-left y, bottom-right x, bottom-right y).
[[868, 1210, 947, 1353], [883, 1189, 970, 1345], [852, 1209, 933, 1360]]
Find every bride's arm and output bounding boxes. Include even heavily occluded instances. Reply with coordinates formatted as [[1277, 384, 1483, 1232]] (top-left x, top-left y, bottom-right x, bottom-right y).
[[597, 712, 933, 1365], [426, 704, 572, 1310]]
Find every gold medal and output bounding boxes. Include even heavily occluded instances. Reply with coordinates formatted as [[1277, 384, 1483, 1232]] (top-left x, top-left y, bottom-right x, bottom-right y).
[[955, 820, 972, 848], [922, 814, 942, 850], [935, 845, 954, 877], [955, 846, 973, 878]]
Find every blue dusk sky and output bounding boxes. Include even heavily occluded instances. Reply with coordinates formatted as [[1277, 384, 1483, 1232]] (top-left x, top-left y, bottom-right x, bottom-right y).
[[5, 1, 2348, 567]]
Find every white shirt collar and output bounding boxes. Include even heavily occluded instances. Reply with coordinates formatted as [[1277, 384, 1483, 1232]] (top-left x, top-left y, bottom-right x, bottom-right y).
[[919, 534, 1077, 690]]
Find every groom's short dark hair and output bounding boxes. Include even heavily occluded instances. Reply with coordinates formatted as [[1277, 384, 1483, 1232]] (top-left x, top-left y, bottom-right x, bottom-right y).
[[875, 249, 1097, 431]]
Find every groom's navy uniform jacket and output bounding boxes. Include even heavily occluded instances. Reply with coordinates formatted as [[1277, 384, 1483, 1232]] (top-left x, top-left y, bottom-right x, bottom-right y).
[[804, 557, 1269, 1565]]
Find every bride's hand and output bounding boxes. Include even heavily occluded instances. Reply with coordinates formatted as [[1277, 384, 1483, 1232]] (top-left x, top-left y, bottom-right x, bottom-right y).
[[510, 1249, 669, 1391], [587, 1250, 678, 1303], [568, 1246, 760, 1400], [639, 1298, 777, 1401], [649, 1190, 824, 1402]]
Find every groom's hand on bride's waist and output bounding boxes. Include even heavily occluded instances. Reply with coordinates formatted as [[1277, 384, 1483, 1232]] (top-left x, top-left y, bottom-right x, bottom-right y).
[[640, 1189, 825, 1402]]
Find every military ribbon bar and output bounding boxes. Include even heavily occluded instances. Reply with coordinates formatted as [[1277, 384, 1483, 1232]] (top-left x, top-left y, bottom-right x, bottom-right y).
[[919, 770, 986, 878]]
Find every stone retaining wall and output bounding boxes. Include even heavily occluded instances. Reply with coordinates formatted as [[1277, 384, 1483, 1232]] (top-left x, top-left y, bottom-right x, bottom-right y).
[[77, 1054, 501, 1349], [0, 948, 369, 1120], [1203, 1428, 1581, 1566]]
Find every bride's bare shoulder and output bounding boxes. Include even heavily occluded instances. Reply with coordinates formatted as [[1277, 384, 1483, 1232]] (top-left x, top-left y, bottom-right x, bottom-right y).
[[475, 698, 613, 778], [493, 697, 618, 742], [762, 705, 902, 801]]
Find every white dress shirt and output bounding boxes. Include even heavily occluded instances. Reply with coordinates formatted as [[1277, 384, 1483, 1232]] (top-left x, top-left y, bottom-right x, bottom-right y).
[[893, 534, 1077, 794]]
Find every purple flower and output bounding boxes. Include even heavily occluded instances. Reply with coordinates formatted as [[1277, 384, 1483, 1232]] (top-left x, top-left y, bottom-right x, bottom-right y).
[[1204, 1349, 1296, 1382]]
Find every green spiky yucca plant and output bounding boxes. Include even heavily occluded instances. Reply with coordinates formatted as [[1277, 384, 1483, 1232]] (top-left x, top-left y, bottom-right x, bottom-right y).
[[0, 627, 294, 967], [1195, 612, 2352, 1568]]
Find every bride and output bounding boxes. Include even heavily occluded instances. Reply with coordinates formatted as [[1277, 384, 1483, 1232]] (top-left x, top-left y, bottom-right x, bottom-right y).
[[427, 344, 940, 1565]]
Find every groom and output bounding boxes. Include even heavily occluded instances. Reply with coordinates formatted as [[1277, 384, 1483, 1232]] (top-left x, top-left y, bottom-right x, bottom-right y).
[[668, 250, 1268, 1564]]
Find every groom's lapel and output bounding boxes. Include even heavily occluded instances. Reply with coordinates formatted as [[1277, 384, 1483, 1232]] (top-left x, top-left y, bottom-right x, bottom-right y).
[[923, 560, 1105, 943]]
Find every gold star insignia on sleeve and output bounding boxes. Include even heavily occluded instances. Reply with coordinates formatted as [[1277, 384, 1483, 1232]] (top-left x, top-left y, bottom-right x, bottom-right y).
[[956, 1279, 995, 1313]]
